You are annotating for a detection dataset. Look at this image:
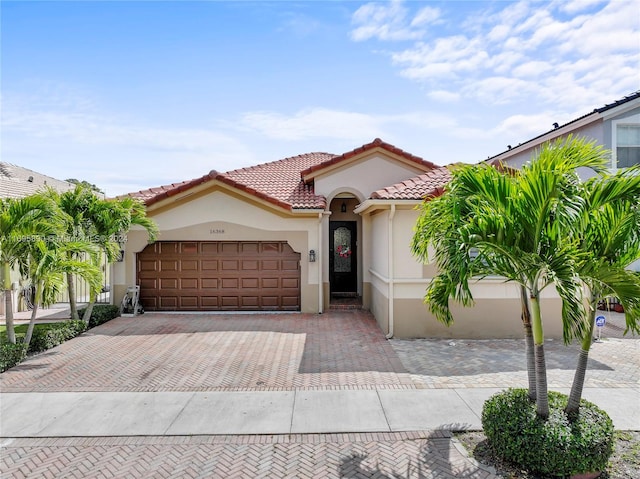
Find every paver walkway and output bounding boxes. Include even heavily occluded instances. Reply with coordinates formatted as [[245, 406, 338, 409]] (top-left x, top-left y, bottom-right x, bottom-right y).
[[2, 310, 638, 478], [1, 432, 496, 479]]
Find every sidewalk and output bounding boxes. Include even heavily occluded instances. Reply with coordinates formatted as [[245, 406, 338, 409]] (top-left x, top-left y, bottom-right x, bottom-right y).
[[2, 387, 638, 438]]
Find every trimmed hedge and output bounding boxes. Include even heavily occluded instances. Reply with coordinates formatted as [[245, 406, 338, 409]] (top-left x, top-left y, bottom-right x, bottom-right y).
[[29, 320, 88, 353], [78, 304, 120, 328], [482, 388, 614, 477], [0, 342, 28, 372]]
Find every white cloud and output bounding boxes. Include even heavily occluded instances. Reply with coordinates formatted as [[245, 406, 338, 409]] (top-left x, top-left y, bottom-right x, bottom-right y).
[[237, 108, 458, 141], [361, 0, 639, 112], [350, 0, 440, 41], [239, 109, 385, 140], [427, 90, 461, 102], [559, 0, 607, 14]]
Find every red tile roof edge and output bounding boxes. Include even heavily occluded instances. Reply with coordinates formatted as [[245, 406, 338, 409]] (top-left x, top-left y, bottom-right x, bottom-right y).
[[300, 138, 438, 180], [370, 166, 452, 201]]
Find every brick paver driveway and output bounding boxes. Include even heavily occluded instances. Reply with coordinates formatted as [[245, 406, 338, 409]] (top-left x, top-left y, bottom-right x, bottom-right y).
[[0, 311, 415, 393], [1, 311, 502, 478]]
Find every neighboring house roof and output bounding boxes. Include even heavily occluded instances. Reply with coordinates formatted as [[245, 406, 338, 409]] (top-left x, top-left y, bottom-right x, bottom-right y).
[[371, 166, 452, 200], [0, 162, 75, 199], [486, 90, 640, 162], [127, 139, 443, 211]]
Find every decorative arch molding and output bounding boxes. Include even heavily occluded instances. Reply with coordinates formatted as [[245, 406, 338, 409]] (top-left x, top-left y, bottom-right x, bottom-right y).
[[325, 187, 366, 211]]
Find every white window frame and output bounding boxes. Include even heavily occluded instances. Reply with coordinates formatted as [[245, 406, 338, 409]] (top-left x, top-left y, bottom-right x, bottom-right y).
[[611, 113, 640, 172]]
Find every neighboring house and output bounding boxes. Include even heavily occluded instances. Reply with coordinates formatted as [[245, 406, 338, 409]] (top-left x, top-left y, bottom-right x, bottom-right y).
[[0, 162, 75, 199], [118, 138, 564, 339], [486, 91, 640, 173], [0, 163, 76, 315], [486, 90, 640, 273]]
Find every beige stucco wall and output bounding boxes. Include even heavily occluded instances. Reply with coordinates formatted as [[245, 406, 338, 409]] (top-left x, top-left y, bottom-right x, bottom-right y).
[[314, 154, 425, 200], [114, 187, 321, 313], [392, 280, 565, 339], [364, 203, 568, 340]]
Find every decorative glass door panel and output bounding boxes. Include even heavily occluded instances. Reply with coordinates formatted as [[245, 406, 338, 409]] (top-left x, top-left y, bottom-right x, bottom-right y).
[[329, 221, 357, 294]]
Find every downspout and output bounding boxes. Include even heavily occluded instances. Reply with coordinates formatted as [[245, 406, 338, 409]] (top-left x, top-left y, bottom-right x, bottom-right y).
[[386, 205, 396, 339], [318, 213, 323, 314]]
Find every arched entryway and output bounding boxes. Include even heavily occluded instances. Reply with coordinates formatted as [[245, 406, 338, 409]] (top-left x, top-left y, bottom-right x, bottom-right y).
[[328, 195, 361, 308]]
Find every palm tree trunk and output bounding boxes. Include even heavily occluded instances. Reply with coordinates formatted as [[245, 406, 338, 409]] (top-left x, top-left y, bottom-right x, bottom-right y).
[[565, 296, 597, 418], [2, 262, 16, 344], [24, 281, 42, 347], [82, 290, 97, 325], [520, 285, 536, 401], [530, 294, 549, 419], [67, 271, 79, 320]]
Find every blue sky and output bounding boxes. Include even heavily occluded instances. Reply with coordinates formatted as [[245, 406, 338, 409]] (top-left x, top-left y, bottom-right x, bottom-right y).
[[2, 0, 639, 196]]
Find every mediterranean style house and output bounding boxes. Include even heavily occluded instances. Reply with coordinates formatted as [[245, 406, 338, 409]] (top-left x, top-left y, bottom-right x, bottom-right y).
[[116, 91, 638, 339], [117, 138, 563, 339]]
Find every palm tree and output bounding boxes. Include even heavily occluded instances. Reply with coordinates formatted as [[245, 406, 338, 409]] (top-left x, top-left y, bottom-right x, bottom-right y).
[[52, 185, 98, 320], [21, 238, 102, 347], [80, 196, 157, 323], [413, 136, 610, 418], [565, 170, 640, 416], [0, 195, 59, 344]]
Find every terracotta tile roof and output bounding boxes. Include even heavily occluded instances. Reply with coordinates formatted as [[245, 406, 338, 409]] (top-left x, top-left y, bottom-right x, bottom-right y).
[[129, 153, 334, 210], [125, 139, 445, 210], [301, 138, 438, 180], [371, 167, 452, 200], [0, 162, 75, 199], [125, 174, 214, 204]]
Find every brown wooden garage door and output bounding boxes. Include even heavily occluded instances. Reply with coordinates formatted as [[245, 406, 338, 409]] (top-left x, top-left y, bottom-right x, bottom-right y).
[[137, 241, 301, 311]]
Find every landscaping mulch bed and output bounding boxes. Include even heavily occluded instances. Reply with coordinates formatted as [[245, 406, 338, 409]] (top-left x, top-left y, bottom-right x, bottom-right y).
[[456, 431, 640, 479]]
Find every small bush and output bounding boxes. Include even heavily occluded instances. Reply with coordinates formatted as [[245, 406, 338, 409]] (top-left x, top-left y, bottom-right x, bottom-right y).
[[0, 342, 28, 372], [29, 320, 87, 353], [78, 304, 121, 328], [482, 388, 614, 476]]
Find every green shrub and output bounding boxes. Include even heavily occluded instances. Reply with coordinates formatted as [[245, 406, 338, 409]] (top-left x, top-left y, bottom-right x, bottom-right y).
[[0, 342, 28, 372], [78, 304, 121, 328], [482, 388, 614, 476], [29, 320, 87, 353]]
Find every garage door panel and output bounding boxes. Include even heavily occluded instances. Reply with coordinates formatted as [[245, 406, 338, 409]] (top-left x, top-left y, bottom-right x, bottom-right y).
[[282, 260, 299, 271], [180, 278, 198, 289], [137, 241, 300, 311], [221, 296, 239, 307], [138, 259, 158, 272], [159, 296, 178, 309], [261, 278, 279, 288], [221, 278, 238, 289], [282, 278, 299, 289], [201, 296, 218, 307], [261, 260, 278, 270], [202, 278, 219, 289], [160, 278, 178, 289], [242, 278, 259, 288], [221, 260, 239, 270], [201, 260, 218, 271], [221, 243, 239, 254], [159, 242, 178, 254], [179, 296, 199, 308], [200, 242, 218, 253], [181, 243, 198, 254], [242, 260, 258, 270], [181, 260, 198, 271], [160, 260, 178, 271]]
